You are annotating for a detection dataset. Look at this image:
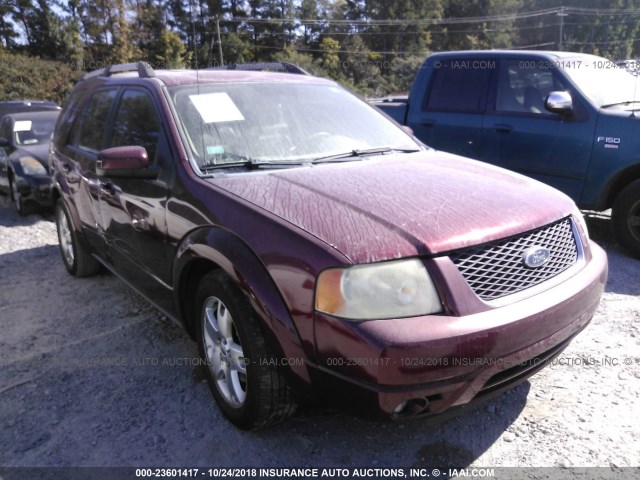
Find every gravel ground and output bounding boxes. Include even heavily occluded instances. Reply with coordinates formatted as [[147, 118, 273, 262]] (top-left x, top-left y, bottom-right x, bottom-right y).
[[0, 195, 639, 471]]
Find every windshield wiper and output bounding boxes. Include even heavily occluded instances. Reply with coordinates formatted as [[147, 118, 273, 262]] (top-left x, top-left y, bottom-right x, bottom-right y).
[[200, 154, 309, 172], [312, 147, 420, 164], [601, 100, 640, 109], [200, 147, 421, 173], [200, 157, 257, 171]]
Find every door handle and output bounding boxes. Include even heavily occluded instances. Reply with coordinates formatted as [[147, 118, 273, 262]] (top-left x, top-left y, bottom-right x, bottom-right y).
[[493, 124, 513, 134], [131, 217, 150, 231], [421, 119, 436, 127], [62, 163, 80, 184], [99, 180, 115, 196]]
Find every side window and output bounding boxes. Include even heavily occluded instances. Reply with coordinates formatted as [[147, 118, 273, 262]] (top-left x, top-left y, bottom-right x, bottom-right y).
[[496, 60, 568, 115], [71, 89, 118, 151], [0, 119, 9, 160], [424, 60, 493, 113], [109, 88, 161, 161], [0, 118, 11, 142], [55, 93, 82, 148]]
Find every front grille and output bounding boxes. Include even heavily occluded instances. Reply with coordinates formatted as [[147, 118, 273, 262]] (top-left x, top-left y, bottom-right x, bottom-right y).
[[449, 218, 579, 301]]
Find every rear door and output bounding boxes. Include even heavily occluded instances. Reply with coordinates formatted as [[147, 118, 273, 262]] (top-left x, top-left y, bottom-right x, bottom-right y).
[[57, 88, 119, 257], [481, 58, 596, 199], [416, 57, 494, 159]]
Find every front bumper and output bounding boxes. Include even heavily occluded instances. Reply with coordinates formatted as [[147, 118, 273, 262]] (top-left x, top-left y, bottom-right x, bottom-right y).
[[311, 240, 607, 418]]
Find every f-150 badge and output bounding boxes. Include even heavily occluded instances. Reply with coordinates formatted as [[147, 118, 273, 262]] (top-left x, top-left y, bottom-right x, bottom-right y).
[[597, 136, 621, 149]]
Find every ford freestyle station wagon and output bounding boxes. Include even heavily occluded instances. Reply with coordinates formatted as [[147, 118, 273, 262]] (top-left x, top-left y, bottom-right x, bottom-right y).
[[50, 63, 607, 430]]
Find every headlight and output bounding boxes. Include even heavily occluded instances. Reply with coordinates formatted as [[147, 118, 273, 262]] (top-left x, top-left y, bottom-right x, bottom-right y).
[[18, 156, 47, 176], [572, 206, 589, 241], [315, 259, 442, 320]]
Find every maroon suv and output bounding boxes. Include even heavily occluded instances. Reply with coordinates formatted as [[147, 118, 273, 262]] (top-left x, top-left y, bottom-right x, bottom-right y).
[[50, 62, 607, 430]]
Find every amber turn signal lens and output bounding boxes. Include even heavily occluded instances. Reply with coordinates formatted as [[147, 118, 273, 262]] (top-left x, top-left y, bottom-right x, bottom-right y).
[[315, 268, 344, 315]]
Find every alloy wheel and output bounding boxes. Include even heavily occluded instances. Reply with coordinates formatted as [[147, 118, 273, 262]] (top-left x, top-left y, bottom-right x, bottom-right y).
[[56, 207, 74, 267], [202, 296, 247, 407]]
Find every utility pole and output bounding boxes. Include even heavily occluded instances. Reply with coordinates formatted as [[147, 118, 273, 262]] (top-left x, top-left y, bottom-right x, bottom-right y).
[[215, 16, 224, 66], [558, 6, 568, 50]]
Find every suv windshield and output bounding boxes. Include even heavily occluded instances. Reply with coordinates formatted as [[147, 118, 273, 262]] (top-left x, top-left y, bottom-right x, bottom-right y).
[[169, 82, 419, 171], [562, 59, 640, 108]]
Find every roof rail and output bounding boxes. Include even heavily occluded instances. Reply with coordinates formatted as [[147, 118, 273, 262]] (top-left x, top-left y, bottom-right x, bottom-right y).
[[82, 61, 156, 81], [209, 62, 309, 75]]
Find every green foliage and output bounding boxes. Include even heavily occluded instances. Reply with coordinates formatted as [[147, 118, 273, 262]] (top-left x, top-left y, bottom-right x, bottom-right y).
[[319, 37, 342, 77], [221, 32, 254, 65], [273, 49, 321, 75], [0, 50, 81, 105], [111, 0, 138, 64], [156, 29, 192, 69], [4, 0, 640, 100]]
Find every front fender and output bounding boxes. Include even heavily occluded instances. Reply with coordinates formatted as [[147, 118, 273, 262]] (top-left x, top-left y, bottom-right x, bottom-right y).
[[173, 226, 311, 384]]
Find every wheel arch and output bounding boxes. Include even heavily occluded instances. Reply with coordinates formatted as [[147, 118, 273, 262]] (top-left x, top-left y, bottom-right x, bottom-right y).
[[7, 156, 25, 184], [173, 226, 312, 385], [7, 165, 16, 195], [603, 163, 640, 209], [50, 186, 62, 208], [50, 174, 84, 234]]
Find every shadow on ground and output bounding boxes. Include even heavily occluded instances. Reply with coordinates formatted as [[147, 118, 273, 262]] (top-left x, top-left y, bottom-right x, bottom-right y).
[[583, 211, 640, 296]]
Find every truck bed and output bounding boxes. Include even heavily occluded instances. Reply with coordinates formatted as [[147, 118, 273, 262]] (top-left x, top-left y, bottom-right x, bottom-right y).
[[370, 96, 408, 124]]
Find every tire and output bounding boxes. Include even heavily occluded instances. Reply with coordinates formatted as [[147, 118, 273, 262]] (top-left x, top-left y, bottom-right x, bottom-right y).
[[55, 199, 101, 277], [612, 179, 640, 258], [195, 270, 296, 430], [9, 175, 30, 216]]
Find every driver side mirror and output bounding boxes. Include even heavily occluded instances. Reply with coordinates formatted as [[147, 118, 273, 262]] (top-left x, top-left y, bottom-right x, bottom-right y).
[[96, 146, 158, 179], [545, 91, 573, 115], [0, 137, 9, 148]]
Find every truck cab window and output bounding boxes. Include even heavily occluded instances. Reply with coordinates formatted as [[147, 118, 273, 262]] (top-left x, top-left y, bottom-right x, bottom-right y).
[[423, 60, 492, 113], [497, 60, 567, 115]]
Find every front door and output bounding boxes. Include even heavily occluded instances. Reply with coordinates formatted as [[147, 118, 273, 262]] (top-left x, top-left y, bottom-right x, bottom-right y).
[[98, 87, 176, 312], [482, 59, 596, 199]]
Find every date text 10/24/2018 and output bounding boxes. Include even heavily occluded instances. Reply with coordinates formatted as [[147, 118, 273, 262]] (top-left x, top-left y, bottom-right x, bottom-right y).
[[134, 467, 496, 478]]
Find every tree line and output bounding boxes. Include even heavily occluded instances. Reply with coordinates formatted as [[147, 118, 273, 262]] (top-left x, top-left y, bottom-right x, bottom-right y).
[[1, 0, 640, 102]]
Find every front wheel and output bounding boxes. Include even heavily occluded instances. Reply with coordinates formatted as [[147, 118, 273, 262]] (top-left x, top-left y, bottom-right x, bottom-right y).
[[195, 271, 296, 430], [612, 179, 640, 258]]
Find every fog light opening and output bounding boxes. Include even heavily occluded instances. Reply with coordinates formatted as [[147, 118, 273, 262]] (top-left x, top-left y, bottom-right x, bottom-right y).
[[394, 401, 408, 414], [405, 397, 430, 416], [394, 397, 431, 418]]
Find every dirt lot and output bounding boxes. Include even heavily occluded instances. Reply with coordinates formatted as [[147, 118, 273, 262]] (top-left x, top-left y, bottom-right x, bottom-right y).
[[0, 195, 638, 470]]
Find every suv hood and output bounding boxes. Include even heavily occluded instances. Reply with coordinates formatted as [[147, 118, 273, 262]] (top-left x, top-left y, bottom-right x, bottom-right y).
[[210, 151, 575, 263]]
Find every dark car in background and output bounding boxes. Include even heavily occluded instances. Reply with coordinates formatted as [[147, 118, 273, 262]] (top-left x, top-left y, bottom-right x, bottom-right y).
[[0, 110, 61, 215], [50, 62, 607, 430], [0, 100, 60, 119]]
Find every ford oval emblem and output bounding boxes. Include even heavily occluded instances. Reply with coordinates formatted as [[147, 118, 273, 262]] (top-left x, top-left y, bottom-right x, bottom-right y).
[[523, 246, 551, 268]]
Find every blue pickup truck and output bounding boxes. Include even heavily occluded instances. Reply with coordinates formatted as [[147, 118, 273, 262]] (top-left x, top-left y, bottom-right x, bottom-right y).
[[373, 50, 640, 257]]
